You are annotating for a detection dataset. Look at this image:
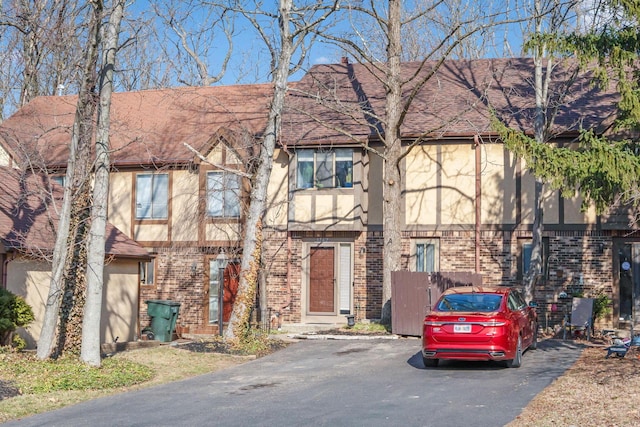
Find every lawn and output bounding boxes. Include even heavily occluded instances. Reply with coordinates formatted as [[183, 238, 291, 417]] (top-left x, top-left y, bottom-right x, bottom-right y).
[[0, 337, 287, 423]]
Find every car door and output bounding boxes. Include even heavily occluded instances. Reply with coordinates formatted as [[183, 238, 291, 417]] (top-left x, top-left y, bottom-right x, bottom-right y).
[[508, 290, 532, 346]]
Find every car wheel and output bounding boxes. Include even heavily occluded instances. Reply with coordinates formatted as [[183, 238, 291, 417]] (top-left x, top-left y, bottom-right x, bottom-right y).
[[530, 325, 538, 350], [423, 356, 439, 368], [505, 336, 522, 368]]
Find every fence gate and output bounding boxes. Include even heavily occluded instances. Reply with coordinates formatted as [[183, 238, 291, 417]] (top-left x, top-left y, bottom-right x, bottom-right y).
[[391, 271, 482, 336]]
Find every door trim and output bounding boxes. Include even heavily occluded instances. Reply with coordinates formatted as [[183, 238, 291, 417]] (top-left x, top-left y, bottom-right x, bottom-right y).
[[302, 241, 353, 323]]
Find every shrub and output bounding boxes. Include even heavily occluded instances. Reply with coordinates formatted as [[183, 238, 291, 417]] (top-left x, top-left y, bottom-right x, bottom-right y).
[[592, 292, 612, 321], [0, 288, 35, 348]]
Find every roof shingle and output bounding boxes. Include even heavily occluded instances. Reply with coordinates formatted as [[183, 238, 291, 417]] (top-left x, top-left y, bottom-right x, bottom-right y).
[[0, 166, 149, 259]]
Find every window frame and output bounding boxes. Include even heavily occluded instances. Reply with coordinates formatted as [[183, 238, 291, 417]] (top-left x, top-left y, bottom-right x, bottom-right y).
[[206, 171, 241, 218], [135, 173, 169, 220], [518, 237, 549, 281], [296, 148, 354, 189], [139, 259, 155, 286], [410, 238, 440, 273]]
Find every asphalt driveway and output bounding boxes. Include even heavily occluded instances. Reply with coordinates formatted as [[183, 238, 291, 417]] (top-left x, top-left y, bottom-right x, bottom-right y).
[[5, 338, 583, 427]]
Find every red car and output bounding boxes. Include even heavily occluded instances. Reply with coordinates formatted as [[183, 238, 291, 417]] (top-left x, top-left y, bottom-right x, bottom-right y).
[[422, 286, 538, 368]]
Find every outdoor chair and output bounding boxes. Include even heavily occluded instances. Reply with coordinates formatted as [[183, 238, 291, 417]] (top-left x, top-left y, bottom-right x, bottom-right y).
[[562, 297, 594, 340]]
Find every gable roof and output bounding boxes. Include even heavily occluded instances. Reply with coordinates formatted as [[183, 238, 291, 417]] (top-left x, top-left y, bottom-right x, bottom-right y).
[[280, 57, 620, 145], [0, 83, 274, 168], [0, 166, 149, 259], [0, 58, 623, 164]]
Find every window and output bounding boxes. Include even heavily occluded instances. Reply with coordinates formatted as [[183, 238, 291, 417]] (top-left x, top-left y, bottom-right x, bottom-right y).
[[413, 239, 439, 272], [508, 290, 526, 311], [207, 171, 240, 217], [437, 293, 502, 312], [139, 259, 155, 286], [296, 148, 353, 189], [136, 173, 168, 219], [51, 176, 65, 187], [518, 238, 549, 281]]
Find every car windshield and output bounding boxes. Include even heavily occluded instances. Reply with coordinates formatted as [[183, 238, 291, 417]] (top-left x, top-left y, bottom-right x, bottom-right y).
[[436, 293, 502, 312]]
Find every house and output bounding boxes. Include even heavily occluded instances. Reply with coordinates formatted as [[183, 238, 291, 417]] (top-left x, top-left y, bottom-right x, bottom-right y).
[[0, 166, 150, 348], [0, 57, 637, 338]]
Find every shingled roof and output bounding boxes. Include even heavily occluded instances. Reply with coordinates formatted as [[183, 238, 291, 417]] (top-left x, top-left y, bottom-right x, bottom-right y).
[[0, 83, 274, 168], [0, 58, 622, 165], [280, 57, 620, 145], [0, 166, 149, 259]]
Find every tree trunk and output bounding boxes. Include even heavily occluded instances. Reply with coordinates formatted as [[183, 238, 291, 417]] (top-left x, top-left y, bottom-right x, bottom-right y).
[[525, 2, 546, 303], [224, 0, 294, 340], [82, 0, 124, 367], [380, 0, 403, 325], [36, 2, 102, 360]]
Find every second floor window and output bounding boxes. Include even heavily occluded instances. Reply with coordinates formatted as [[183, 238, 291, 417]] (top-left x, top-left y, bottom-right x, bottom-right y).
[[136, 173, 168, 219], [207, 171, 240, 217], [297, 148, 353, 189]]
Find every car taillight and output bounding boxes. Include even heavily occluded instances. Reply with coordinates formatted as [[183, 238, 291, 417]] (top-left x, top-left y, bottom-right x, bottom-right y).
[[424, 320, 445, 326], [479, 320, 507, 327]]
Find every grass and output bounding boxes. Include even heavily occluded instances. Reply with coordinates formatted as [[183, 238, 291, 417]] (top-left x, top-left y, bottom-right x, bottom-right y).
[[0, 343, 265, 423]]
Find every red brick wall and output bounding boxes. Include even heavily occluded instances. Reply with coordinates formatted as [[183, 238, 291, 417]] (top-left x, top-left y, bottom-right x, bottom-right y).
[[138, 247, 209, 332], [145, 229, 616, 333]]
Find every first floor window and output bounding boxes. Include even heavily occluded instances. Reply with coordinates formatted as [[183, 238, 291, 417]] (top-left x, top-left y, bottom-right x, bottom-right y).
[[413, 239, 439, 272], [140, 259, 155, 285], [518, 237, 549, 280], [207, 171, 240, 217], [136, 173, 168, 219], [51, 176, 65, 188], [296, 148, 353, 189]]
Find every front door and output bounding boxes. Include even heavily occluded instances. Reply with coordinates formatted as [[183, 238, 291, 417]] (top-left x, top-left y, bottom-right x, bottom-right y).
[[305, 242, 353, 321], [208, 260, 240, 326], [223, 263, 240, 322], [617, 242, 640, 329], [309, 247, 335, 313]]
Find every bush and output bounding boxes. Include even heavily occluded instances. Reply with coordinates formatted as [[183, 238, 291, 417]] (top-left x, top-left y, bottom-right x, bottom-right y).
[[0, 288, 35, 348], [593, 292, 612, 321]]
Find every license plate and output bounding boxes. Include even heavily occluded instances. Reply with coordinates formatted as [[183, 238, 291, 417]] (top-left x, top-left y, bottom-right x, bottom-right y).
[[454, 324, 472, 333]]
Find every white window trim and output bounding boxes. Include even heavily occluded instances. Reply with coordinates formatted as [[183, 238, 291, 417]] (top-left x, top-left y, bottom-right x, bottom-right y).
[[409, 238, 440, 273]]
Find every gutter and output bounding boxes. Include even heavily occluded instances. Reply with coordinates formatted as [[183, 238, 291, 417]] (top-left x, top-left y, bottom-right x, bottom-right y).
[[475, 135, 481, 274]]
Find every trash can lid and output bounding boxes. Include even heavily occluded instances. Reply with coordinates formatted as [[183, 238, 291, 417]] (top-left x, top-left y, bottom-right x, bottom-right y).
[[145, 299, 181, 306]]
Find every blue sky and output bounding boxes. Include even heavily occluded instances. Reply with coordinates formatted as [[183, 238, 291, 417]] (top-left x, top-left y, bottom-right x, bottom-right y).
[[129, 1, 528, 88]]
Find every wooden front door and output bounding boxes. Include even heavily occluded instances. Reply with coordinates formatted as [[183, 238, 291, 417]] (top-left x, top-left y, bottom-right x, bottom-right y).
[[309, 247, 335, 313], [223, 263, 240, 322]]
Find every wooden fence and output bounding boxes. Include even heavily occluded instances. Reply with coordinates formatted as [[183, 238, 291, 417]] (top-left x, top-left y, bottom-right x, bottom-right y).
[[391, 271, 482, 336]]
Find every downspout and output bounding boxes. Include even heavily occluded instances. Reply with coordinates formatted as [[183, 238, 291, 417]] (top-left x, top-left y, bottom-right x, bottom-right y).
[[474, 135, 481, 274], [279, 144, 292, 326], [283, 232, 292, 313], [2, 254, 11, 288], [2, 252, 17, 289]]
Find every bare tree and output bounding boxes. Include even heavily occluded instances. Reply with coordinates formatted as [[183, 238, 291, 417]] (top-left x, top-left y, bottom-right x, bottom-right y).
[[0, 0, 85, 114], [37, 0, 103, 360], [149, 1, 235, 86], [81, 0, 125, 367], [315, 0, 529, 324], [224, 0, 339, 340]]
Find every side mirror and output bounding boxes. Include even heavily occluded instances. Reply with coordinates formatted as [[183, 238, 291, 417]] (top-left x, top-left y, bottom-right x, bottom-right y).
[[529, 301, 538, 308]]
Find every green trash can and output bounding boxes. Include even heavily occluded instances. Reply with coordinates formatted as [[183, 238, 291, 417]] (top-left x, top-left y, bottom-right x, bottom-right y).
[[145, 300, 181, 342]]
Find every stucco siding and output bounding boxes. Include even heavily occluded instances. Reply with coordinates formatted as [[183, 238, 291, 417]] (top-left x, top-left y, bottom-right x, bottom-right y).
[[265, 149, 289, 228], [109, 172, 132, 237], [172, 170, 199, 242], [205, 223, 241, 241], [8, 257, 139, 349]]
